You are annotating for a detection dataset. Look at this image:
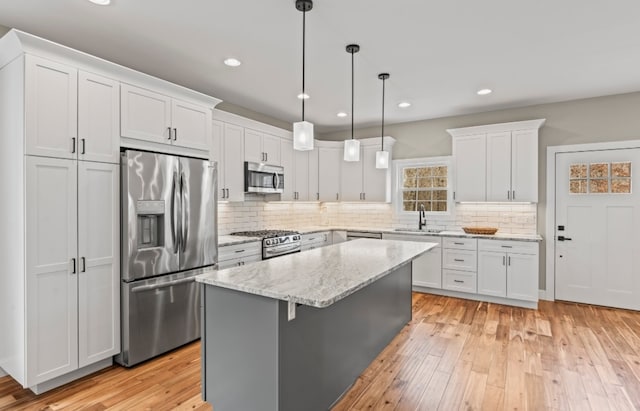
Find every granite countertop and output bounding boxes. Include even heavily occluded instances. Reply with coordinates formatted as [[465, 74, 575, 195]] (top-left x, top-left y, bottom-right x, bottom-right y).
[[196, 239, 436, 308]]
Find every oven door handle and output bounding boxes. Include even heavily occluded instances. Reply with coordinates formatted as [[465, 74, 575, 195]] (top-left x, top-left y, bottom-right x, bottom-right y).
[[265, 244, 300, 256], [131, 277, 196, 293]]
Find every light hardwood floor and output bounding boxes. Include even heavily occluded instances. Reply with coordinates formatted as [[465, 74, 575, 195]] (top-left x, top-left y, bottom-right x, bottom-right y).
[[1, 292, 640, 410]]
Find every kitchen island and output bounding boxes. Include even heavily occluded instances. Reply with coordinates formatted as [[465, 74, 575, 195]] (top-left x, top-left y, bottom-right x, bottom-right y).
[[195, 238, 436, 411]]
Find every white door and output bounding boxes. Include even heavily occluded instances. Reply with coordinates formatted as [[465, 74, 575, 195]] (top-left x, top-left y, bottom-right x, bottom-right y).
[[511, 129, 538, 202], [308, 149, 319, 201], [341, 149, 363, 202], [555, 149, 640, 310], [453, 134, 486, 201], [318, 147, 342, 201], [244, 128, 263, 163], [293, 149, 309, 200], [506, 253, 538, 302], [171, 99, 211, 151], [25, 156, 78, 386], [362, 145, 388, 202], [486, 132, 511, 202], [223, 123, 245, 201], [78, 71, 120, 164], [280, 140, 295, 201], [77, 162, 120, 368], [262, 134, 281, 165], [120, 83, 171, 143], [478, 251, 507, 297], [25, 55, 78, 159]]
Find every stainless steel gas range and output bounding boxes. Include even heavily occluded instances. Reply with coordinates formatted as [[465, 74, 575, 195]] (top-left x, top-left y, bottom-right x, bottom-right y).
[[230, 230, 301, 259]]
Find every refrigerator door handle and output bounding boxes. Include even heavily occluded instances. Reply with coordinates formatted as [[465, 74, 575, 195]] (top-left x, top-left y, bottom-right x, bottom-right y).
[[170, 171, 179, 253], [180, 172, 188, 253]]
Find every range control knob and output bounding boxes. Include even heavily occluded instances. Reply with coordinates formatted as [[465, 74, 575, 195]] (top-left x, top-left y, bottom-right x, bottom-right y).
[[265, 239, 271, 245]]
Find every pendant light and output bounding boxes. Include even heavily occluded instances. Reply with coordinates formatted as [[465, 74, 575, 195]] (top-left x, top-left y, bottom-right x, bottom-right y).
[[376, 73, 390, 169], [344, 44, 361, 161], [293, 0, 314, 151]]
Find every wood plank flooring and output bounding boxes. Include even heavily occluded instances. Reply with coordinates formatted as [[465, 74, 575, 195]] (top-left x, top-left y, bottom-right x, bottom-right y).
[[2, 292, 640, 410]]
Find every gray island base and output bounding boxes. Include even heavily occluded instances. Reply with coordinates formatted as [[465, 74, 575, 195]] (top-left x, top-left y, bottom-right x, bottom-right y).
[[196, 239, 436, 411]]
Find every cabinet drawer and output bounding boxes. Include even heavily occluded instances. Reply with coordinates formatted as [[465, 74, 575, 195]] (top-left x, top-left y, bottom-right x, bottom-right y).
[[443, 248, 477, 272], [219, 241, 261, 262], [301, 232, 330, 246], [478, 239, 538, 254], [218, 254, 262, 270], [443, 237, 477, 250], [443, 270, 477, 293]]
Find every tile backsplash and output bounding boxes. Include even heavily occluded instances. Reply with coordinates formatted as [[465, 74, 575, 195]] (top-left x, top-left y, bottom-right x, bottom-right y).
[[218, 199, 537, 235]]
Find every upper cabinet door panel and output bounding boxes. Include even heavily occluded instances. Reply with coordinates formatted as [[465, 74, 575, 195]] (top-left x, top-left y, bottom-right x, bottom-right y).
[[78, 71, 120, 164], [171, 99, 211, 151], [121, 83, 171, 143], [511, 129, 538, 202], [244, 128, 263, 163], [486, 132, 512, 202], [25, 55, 78, 159], [293, 148, 308, 200], [262, 134, 281, 165], [223, 123, 245, 202], [340, 149, 363, 202], [308, 148, 319, 201], [318, 147, 341, 202], [453, 134, 486, 202], [280, 141, 295, 201], [362, 145, 388, 202]]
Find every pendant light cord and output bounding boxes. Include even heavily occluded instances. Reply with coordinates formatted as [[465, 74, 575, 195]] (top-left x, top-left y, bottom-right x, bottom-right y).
[[351, 50, 354, 140], [302, 9, 306, 121], [381, 77, 385, 151]]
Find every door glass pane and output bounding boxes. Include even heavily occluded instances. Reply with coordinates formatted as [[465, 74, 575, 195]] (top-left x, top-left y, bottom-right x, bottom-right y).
[[590, 179, 609, 193], [612, 178, 631, 193], [570, 164, 587, 178], [570, 179, 587, 194], [590, 163, 609, 178], [612, 162, 631, 177]]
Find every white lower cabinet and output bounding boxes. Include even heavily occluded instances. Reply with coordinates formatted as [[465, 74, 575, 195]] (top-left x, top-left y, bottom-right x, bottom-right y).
[[300, 232, 331, 252], [382, 233, 442, 288], [25, 156, 119, 387], [477, 239, 539, 302], [218, 241, 262, 269], [332, 230, 347, 244]]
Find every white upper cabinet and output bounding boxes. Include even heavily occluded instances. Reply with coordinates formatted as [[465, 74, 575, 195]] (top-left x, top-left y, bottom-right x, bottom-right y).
[[449, 119, 545, 203], [318, 146, 342, 202], [171, 99, 212, 152], [452, 134, 486, 202], [340, 149, 364, 201], [244, 128, 281, 165], [25, 55, 78, 160], [280, 139, 295, 201], [362, 144, 390, 202], [308, 149, 319, 202], [78, 71, 120, 164], [121, 83, 212, 151], [212, 120, 245, 202], [293, 149, 310, 201]]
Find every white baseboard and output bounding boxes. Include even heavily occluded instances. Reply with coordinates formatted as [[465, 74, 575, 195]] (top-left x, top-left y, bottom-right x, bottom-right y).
[[539, 289, 554, 301]]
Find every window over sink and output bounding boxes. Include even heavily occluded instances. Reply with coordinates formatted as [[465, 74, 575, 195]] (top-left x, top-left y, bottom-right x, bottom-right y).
[[394, 157, 453, 217]]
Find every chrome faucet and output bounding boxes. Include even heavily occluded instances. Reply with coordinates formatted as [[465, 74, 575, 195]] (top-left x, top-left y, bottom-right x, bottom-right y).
[[418, 204, 426, 230]]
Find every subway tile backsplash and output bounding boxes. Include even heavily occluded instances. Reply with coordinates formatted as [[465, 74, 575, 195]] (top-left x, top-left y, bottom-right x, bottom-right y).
[[218, 200, 537, 235]]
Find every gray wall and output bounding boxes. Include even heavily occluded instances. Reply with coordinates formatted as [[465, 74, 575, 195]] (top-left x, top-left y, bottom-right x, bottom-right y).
[[0, 24, 10, 37], [217, 101, 292, 131], [320, 91, 640, 290]]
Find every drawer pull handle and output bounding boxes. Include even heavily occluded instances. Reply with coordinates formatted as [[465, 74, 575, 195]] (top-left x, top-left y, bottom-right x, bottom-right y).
[[454, 259, 465, 262], [454, 279, 464, 283], [454, 242, 464, 245], [235, 249, 245, 253], [501, 245, 512, 248]]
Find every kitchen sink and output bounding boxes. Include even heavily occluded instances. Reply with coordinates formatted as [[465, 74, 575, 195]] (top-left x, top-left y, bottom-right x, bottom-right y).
[[393, 228, 443, 234]]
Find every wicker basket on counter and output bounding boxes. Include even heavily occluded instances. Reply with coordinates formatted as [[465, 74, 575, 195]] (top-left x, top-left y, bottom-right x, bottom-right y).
[[462, 227, 498, 235]]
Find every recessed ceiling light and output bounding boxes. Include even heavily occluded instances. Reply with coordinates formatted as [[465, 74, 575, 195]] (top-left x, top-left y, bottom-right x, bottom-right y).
[[297, 93, 310, 100], [477, 88, 492, 95], [88, 0, 110, 4], [337, 112, 348, 118], [398, 102, 411, 108], [224, 58, 241, 67]]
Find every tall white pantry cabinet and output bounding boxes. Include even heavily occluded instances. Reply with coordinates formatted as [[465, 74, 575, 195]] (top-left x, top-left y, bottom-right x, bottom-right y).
[[0, 37, 120, 392]]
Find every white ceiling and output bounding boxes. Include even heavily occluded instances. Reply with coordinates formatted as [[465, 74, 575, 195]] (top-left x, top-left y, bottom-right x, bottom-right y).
[[1, 0, 640, 133]]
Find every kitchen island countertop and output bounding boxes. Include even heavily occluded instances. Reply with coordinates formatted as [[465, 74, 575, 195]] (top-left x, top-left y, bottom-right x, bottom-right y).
[[196, 238, 435, 308]]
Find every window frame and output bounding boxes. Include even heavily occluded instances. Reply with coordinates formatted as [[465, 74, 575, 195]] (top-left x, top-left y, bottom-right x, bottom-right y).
[[393, 156, 454, 219]]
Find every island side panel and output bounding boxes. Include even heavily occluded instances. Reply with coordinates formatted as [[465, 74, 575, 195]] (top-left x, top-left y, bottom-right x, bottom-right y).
[[202, 285, 279, 411], [278, 262, 412, 411]]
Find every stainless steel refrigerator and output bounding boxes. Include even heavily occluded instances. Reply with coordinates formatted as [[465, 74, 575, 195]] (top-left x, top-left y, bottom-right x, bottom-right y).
[[117, 149, 217, 367]]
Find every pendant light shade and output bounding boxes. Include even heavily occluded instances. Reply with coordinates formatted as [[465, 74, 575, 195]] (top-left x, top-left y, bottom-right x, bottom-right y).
[[293, 0, 314, 151], [376, 73, 390, 169], [344, 44, 360, 162]]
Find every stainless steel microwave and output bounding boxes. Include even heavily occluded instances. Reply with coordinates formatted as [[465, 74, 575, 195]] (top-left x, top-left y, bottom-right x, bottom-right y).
[[244, 162, 284, 194]]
